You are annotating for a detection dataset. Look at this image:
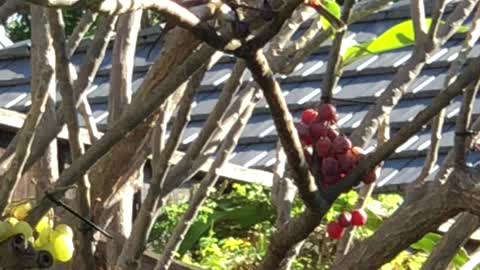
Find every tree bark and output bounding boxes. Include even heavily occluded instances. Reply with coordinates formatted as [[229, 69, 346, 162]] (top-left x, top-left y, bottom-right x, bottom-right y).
[[422, 213, 480, 270]]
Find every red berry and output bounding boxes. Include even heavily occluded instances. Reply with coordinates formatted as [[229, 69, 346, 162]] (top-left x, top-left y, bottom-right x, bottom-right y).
[[301, 109, 318, 125], [351, 209, 367, 226], [323, 175, 338, 185], [362, 168, 378, 184], [327, 222, 345, 240], [337, 150, 357, 174], [338, 212, 352, 228], [317, 104, 337, 123], [315, 137, 331, 158], [326, 127, 338, 141], [332, 135, 352, 155], [295, 122, 313, 146], [322, 157, 338, 177], [310, 122, 329, 139]]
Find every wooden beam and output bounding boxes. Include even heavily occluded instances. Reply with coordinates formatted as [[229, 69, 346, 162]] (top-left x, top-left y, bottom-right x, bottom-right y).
[[0, 108, 274, 187]]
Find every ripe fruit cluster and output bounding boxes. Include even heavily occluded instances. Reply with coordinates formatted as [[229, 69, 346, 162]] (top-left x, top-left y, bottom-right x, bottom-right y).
[[0, 202, 75, 263], [295, 104, 378, 187], [327, 209, 368, 240]]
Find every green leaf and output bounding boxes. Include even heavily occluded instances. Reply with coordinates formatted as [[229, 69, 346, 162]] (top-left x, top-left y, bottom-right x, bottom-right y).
[[320, 0, 342, 29], [342, 19, 470, 66], [411, 233, 441, 253]]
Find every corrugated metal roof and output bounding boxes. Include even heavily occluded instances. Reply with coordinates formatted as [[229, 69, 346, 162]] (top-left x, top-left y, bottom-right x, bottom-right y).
[[0, 0, 477, 191]]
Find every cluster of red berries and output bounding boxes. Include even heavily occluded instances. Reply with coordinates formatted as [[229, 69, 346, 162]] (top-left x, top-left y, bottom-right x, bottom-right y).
[[327, 209, 368, 240], [295, 104, 378, 187]]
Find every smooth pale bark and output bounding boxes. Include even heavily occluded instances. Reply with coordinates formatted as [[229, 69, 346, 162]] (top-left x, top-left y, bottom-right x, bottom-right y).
[[0, 5, 56, 214], [48, 9, 96, 270], [105, 10, 142, 270]]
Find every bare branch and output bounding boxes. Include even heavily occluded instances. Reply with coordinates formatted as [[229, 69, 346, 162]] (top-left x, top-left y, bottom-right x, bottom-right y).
[[422, 213, 480, 270], [157, 60, 247, 195], [454, 81, 480, 166], [413, 5, 480, 185], [116, 54, 215, 269], [155, 90, 258, 270], [428, 0, 447, 40], [350, 0, 477, 148], [322, 0, 356, 102], [256, 210, 323, 270], [334, 115, 390, 260], [410, 0, 428, 47], [25, 44, 216, 225], [0, 0, 27, 24], [67, 11, 98, 57], [48, 8, 96, 270], [0, 6, 56, 214], [246, 50, 327, 212], [108, 10, 142, 124]]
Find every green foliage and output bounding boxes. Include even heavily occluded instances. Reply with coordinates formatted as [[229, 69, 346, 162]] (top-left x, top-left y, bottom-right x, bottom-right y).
[[320, 0, 342, 30], [342, 19, 470, 66], [6, 9, 94, 42], [150, 183, 471, 270]]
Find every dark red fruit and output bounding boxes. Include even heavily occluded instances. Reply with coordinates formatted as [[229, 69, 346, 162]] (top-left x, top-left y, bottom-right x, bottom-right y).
[[333, 135, 352, 155], [351, 209, 367, 226], [310, 122, 329, 139], [326, 127, 338, 141], [337, 150, 357, 174], [301, 109, 319, 125], [327, 221, 345, 240], [338, 212, 352, 228], [323, 175, 338, 185], [362, 168, 378, 184], [295, 122, 313, 146], [315, 136, 331, 158], [322, 157, 338, 177], [317, 103, 337, 123]]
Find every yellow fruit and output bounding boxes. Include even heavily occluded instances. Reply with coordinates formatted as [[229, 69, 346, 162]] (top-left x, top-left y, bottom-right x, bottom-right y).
[[52, 234, 74, 262], [5, 217, 18, 226], [0, 221, 13, 241], [12, 221, 33, 239], [35, 227, 53, 248], [54, 224, 74, 239], [35, 216, 53, 234], [12, 203, 32, 220]]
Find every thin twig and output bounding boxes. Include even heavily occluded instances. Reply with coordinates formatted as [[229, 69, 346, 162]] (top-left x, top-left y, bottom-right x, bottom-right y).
[[321, 0, 356, 102], [155, 93, 259, 270], [454, 80, 480, 167], [414, 5, 480, 185], [25, 44, 216, 225], [48, 8, 97, 269], [67, 11, 98, 57]]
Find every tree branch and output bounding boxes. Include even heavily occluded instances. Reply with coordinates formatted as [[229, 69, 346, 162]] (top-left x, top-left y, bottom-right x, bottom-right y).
[[67, 11, 97, 57], [454, 80, 480, 167], [116, 54, 215, 270], [25, 44, 216, 225], [421, 213, 480, 270], [412, 4, 480, 186], [246, 50, 327, 212], [410, 0, 428, 47], [155, 90, 259, 270], [0, 7, 55, 214], [321, 0, 356, 102], [349, 0, 478, 148], [47, 8, 96, 270]]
